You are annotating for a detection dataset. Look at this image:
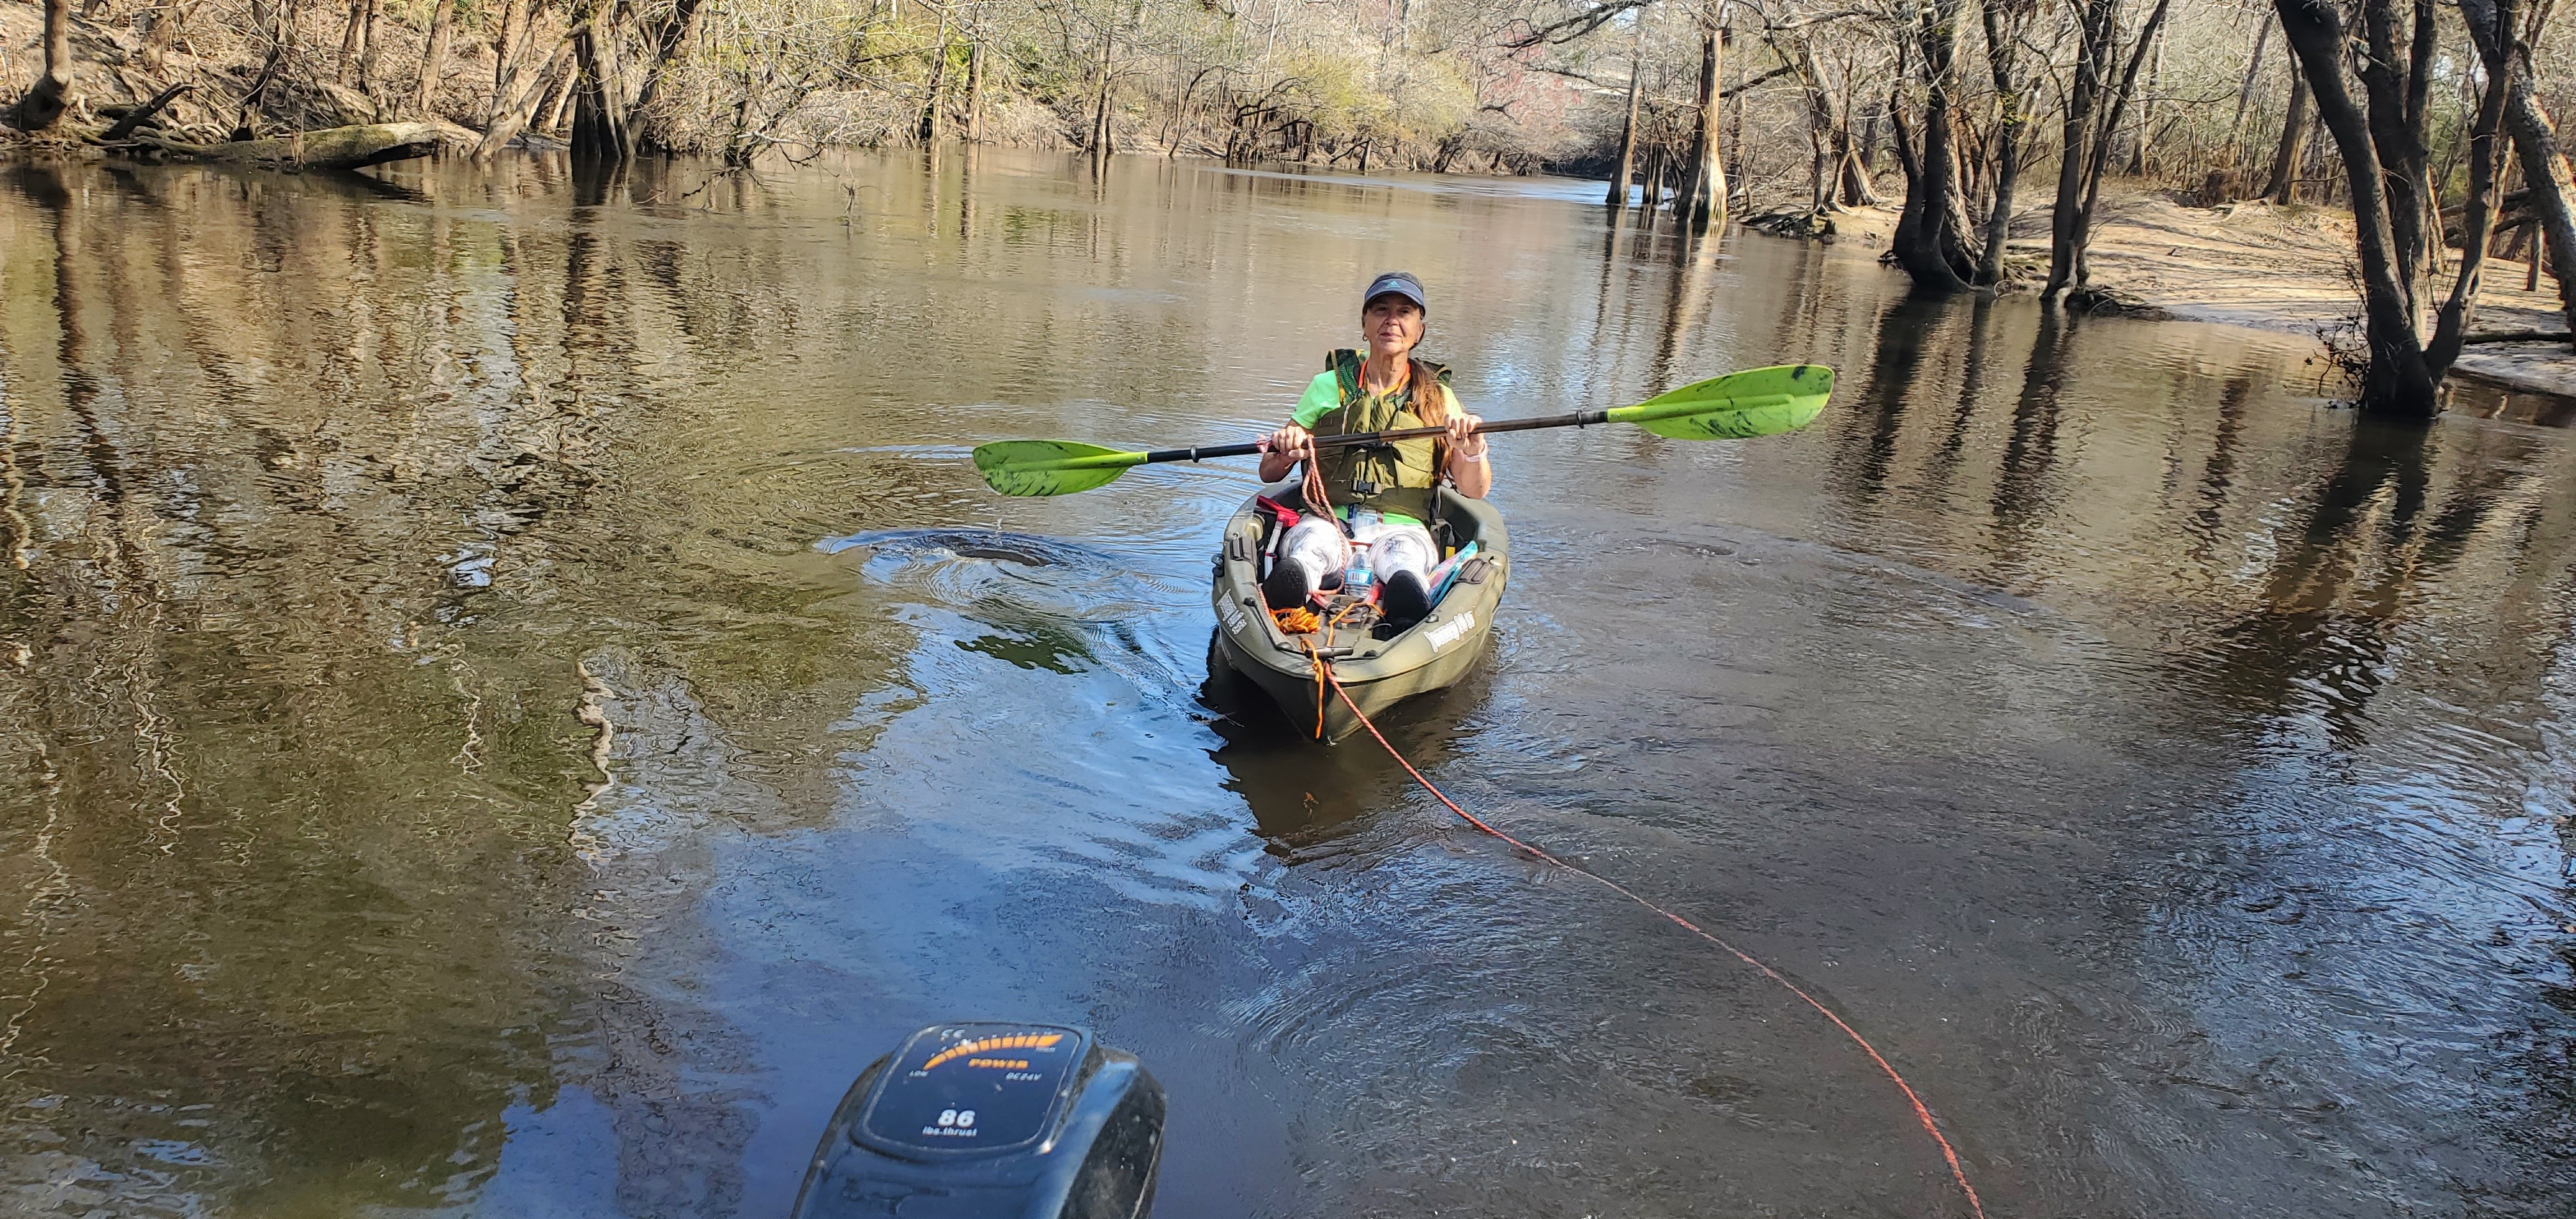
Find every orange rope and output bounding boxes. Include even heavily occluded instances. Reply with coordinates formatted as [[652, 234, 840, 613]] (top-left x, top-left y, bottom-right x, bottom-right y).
[[1314, 661, 1988, 1219], [1297, 636, 1329, 739]]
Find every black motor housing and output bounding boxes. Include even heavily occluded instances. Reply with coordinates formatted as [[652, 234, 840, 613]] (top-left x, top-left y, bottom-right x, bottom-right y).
[[790, 1023, 1164, 1219]]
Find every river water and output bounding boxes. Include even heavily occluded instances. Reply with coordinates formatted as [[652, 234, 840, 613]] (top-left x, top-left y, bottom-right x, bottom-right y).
[[0, 150, 2570, 1218]]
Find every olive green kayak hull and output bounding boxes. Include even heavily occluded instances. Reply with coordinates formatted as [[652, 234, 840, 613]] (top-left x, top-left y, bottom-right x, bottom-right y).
[[1208, 485, 1509, 742]]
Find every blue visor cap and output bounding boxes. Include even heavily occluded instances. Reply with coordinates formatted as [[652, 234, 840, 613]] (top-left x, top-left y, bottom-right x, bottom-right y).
[[1362, 271, 1427, 314]]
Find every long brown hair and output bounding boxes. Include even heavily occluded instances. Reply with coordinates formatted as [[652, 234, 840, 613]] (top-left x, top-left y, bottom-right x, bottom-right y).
[[1406, 356, 1453, 473]]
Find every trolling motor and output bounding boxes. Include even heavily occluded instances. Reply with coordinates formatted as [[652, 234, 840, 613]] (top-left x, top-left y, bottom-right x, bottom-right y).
[[790, 1023, 1165, 1219]]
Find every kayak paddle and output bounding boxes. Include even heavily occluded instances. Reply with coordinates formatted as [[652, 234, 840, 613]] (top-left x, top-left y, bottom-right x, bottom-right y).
[[970, 364, 1834, 497]]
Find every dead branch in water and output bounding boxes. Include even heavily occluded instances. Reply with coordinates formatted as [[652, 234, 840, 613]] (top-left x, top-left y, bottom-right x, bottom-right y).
[[116, 121, 443, 169]]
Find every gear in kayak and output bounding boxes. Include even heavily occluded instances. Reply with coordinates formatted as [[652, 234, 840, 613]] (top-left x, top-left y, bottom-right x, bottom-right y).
[[1214, 484, 1508, 741]]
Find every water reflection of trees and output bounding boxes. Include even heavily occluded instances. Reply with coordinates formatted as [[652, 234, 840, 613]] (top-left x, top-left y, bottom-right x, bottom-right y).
[[0, 157, 946, 1214], [2205, 418, 2564, 742], [1811, 284, 2576, 755], [1800, 280, 2576, 1204]]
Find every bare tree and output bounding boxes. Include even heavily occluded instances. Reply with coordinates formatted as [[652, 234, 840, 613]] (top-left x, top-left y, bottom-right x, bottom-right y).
[[2273, 0, 2512, 414], [921, 2, 957, 142], [2263, 57, 2309, 203], [2226, 12, 2271, 166], [632, 0, 710, 146], [4, 0, 75, 131], [2042, 0, 2170, 296], [1890, 0, 1979, 290], [1675, 19, 1724, 229], [2460, 0, 2576, 342], [413, 0, 460, 119], [1974, 0, 2037, 285], [1607, 5, 1650, 208], [570, 0, 636, 159], [965, 11, 988, 142]]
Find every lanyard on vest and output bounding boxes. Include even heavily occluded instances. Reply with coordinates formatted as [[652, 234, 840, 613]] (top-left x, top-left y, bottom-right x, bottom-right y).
[[1342, 365, 1411, 500], [1352, 359, 1411, 417]]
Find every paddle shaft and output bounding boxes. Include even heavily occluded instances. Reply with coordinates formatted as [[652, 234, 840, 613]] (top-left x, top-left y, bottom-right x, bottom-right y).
[[1141, 410, 1613, 464]]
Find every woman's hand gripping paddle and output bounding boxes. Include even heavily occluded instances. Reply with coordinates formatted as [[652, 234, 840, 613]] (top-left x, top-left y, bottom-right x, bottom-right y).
[[970, 364, 1834, 498]]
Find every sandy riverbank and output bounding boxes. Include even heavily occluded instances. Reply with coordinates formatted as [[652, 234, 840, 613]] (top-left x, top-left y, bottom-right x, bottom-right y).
[[1816, 195, 2575, 410]]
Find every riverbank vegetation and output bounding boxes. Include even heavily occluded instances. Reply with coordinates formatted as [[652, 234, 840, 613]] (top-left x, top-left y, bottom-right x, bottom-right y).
[[4, 0, 2570, 413]]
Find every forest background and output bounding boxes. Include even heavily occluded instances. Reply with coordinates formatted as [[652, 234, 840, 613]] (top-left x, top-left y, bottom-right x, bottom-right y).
[[1, 0, 2573, 413]]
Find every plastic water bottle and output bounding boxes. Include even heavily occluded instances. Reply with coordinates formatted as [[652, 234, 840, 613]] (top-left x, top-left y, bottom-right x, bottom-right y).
[[1342, 553, 1374, 600]]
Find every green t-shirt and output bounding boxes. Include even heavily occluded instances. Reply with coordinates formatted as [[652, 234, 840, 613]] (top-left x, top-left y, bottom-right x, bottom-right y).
[[1290, 372, 1342, 428], [1287, 371, 1464, 528], [1289, 371, 1469, 427]]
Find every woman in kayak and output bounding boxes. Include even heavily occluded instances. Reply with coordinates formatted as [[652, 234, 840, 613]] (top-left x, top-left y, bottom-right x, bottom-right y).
[[1258, 270, 1490, 627]]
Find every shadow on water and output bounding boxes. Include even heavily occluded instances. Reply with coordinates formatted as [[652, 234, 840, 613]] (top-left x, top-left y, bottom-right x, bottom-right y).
[[1198, 631, 1497, 850], [1994, 305, 2078, 528], [2200, 417, 2540, 744], [1839, 289, 1956, 502]]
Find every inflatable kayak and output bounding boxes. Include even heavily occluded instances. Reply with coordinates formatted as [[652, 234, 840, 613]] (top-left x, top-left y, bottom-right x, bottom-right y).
[[1209, 484, 1508, 740]]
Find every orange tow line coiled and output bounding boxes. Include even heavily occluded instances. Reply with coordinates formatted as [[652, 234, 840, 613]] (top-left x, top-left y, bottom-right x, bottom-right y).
[[1308, 654, 1988, 1219]]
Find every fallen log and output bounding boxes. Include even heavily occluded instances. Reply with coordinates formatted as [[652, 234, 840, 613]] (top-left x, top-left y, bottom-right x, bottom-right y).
[[101, 81, 192, 142], [124, 121, 441, 169], [2462, 328, 2573, 345]]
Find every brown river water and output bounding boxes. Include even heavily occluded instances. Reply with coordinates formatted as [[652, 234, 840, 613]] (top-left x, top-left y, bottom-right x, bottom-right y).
[[1, 150, 2572, 1218]]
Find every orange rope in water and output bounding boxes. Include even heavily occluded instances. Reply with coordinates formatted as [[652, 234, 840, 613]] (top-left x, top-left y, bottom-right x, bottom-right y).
[[1314, 661, 1988, 1219]]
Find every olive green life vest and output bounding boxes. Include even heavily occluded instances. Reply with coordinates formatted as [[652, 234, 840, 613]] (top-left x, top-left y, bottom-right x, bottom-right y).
[[1309, 349, 1449, 525]]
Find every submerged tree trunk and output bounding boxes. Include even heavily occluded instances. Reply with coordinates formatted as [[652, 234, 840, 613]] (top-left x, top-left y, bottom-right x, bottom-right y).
[[1892, 0, 1976, 291], [5, 0, 75, 131], [2271, 0, 2497, 415], [148, 121, 443, 167], [2266, 63, 2311, 202], [1606, 9, 1647, 210], [570, 4, 633, 161], [412, 0, 457, 119], [1677, 26, 1724, 231], [1089, 26, 1116, 155]]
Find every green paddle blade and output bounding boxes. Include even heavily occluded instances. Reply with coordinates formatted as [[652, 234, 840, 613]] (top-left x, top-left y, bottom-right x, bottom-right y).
[[1607, 364, 1834, 440], [972, 440, 1149, 496]]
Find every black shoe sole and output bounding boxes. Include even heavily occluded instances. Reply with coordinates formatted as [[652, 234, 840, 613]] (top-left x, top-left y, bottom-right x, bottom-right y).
[[1264, 563, 1315, 610], [1380, 571, 1432, 627]]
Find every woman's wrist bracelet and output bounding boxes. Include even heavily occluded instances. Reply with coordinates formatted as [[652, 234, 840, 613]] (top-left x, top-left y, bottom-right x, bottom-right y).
[[1455, 449, 1487, 464]]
